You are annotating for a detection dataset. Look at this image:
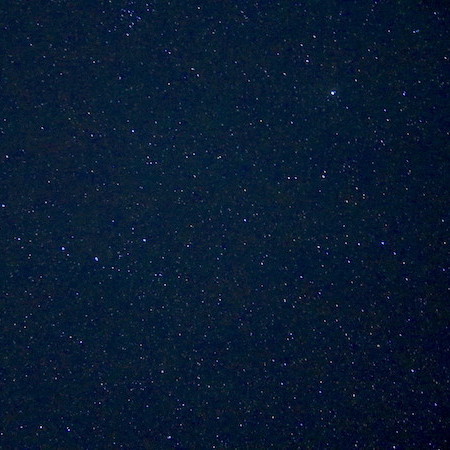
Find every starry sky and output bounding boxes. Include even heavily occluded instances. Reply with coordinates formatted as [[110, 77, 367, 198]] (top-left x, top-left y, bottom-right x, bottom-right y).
[[1, 1, 449, 448]]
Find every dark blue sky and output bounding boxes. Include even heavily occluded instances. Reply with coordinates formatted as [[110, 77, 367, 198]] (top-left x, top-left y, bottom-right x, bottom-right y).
[[0, 1, 448, 448]]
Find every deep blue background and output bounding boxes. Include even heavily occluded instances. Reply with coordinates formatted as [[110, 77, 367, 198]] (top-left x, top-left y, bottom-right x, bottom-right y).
[[1, 1, 449, 448]]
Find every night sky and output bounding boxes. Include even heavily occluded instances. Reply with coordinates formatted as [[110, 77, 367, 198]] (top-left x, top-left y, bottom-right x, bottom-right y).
[[1, 1, 449, 448]]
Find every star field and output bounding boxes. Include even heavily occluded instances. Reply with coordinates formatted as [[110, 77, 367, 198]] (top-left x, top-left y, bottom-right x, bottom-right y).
[[0, 1, 449, 448]]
